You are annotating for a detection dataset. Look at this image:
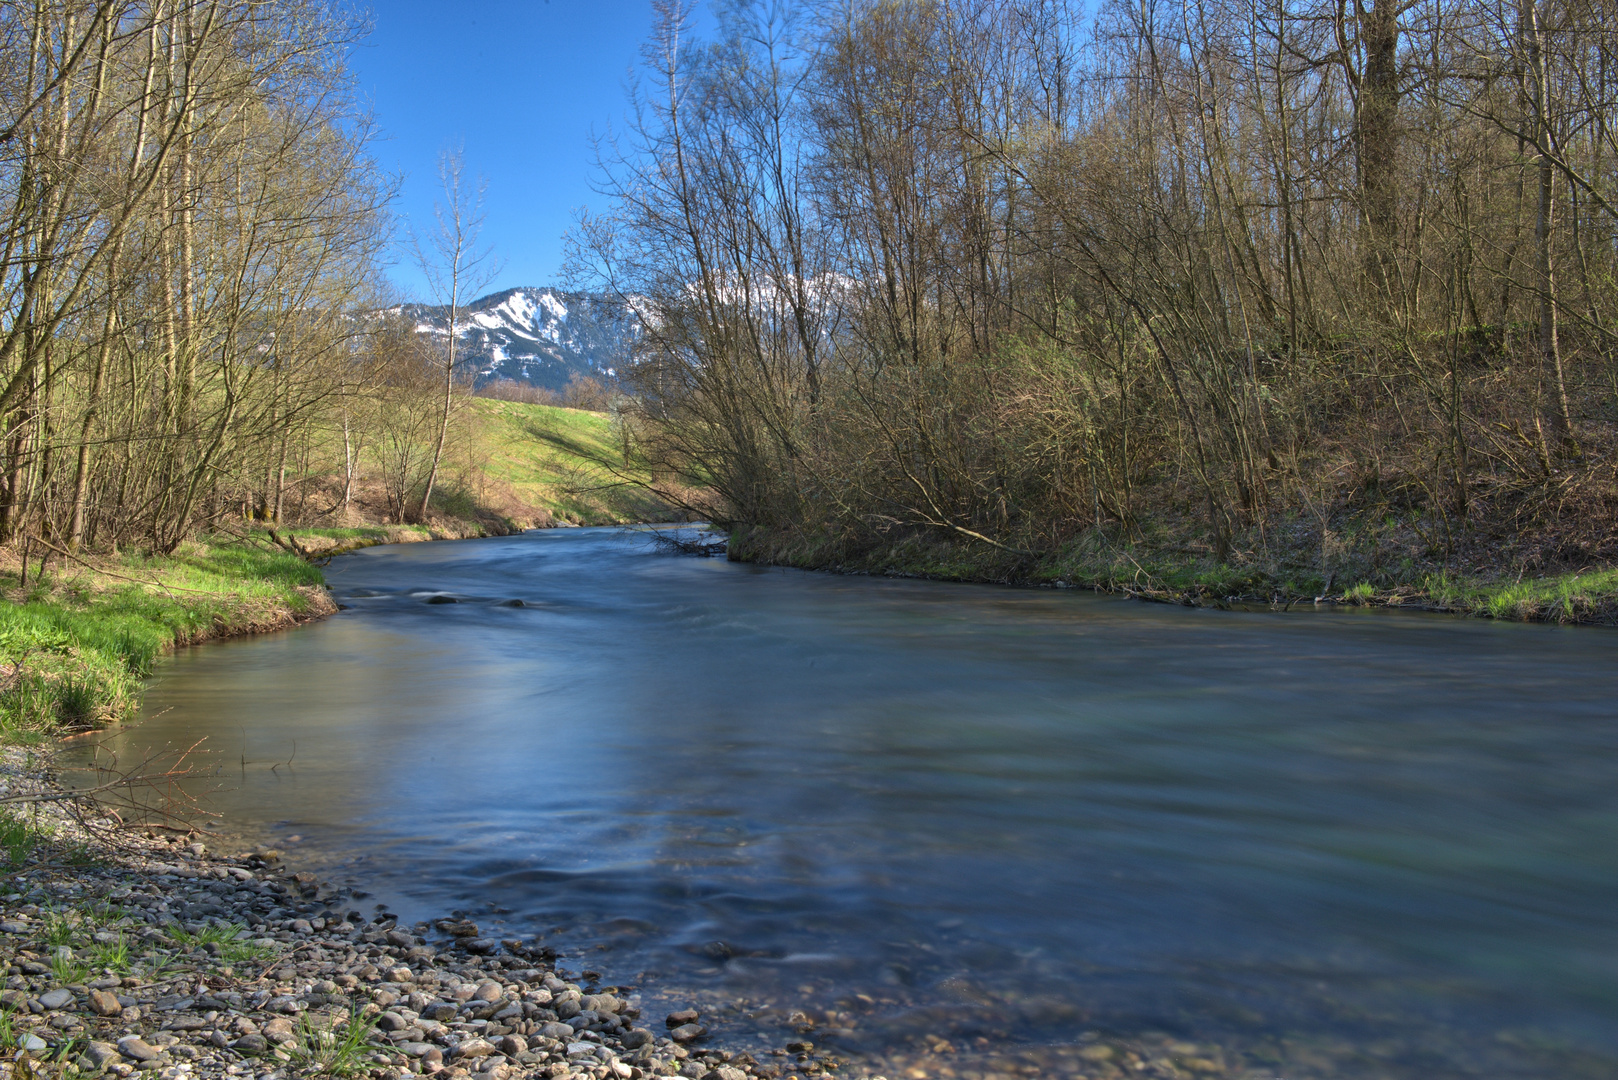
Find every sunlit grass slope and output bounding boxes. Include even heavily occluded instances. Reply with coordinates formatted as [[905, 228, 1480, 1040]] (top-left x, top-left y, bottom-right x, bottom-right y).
[[466, 399, 671, 525]]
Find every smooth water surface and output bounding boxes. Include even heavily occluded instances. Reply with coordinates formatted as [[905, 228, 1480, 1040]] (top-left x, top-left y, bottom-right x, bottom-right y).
[[76, 529, 1618, 1077]]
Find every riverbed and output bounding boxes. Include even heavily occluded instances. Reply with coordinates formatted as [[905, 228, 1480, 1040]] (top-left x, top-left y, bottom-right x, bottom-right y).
[[73, 528, 1618, 1079]]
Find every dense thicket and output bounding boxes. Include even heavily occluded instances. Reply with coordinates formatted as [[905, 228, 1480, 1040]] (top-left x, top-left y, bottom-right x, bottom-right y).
[[575, 0, 1618, 577], [0, 0, 399, 557]]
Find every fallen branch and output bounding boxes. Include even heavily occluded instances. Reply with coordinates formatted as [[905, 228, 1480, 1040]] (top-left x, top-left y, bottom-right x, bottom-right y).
[[266, 528, 313, 560], [3, 739, 223, 837], [644, 529, 728, 557]]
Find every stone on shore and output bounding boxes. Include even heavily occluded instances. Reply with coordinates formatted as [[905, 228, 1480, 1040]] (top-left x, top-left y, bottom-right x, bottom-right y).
[[85, 1040, 122, 1069], [116, 1035, 160, 1062], [452, 1037, 496, 1059], [87, 988, 122, 1016], [39, 987, 74, 1009]]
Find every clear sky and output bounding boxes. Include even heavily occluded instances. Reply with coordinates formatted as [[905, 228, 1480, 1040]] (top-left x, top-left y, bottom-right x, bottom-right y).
[[345, 0, 667, 302]]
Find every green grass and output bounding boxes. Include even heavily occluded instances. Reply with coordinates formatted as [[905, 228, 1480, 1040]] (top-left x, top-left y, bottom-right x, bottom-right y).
[[135, 948, 183, 981], [1345, 582, 1376, 604], [166, 921, 240, 948], [467, 399, 673, 524], [86, 934, 131, 974], [262, 523, 439, 554], [1423, 566, 1618, 622], [0, 809, 49, 868], [266, 525, 424, 541], [1, 539, 324, 742], [39, 910, 78, 947], [50, 951, 89, 985], [286, 1001, 379, 1077], [0, 1005, 21, 1053], [168, 921, 275, 965]]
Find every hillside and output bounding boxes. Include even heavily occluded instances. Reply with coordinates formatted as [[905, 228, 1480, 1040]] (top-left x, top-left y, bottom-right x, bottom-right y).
[[460, 398, 671, 525]]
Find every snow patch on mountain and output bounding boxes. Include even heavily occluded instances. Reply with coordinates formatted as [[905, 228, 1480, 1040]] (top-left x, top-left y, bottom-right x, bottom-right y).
[[402, 286, 641, 391]]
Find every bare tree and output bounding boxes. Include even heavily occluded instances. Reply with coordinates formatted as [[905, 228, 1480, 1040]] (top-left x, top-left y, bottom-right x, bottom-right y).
[[407, 146, 500, 524]]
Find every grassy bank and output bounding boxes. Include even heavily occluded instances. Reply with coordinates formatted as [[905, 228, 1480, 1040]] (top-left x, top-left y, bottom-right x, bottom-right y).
[[728, 525, 1618, 625], [0, 539, 332, 745]]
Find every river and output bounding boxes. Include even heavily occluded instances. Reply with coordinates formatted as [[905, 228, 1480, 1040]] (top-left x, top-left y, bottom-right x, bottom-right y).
[[73, 528, 1618, 1078]]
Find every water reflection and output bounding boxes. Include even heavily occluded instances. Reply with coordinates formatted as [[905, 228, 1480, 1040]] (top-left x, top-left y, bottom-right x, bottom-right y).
[[69, 529, 1618, 1078]]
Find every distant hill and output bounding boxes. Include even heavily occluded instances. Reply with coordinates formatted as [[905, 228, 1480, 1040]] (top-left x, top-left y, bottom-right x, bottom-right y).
[[402, 286, 641, 391]]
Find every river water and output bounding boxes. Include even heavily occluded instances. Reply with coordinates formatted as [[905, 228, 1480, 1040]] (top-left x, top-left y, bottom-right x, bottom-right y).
[[72, 529, 1618, 1078]]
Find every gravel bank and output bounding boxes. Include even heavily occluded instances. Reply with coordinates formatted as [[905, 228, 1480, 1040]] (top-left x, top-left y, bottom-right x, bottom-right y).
[[0, 749, 856, 1080]]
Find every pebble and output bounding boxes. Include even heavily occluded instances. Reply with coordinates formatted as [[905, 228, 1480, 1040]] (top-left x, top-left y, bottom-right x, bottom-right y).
[[260, 1017, 295, 1044], [118, 1036, 162, 1062], [39, 987, 75, 1009], [0, 746, 817, 1080], [86, 1040, 123, 1069], [89, 988, 123, 1016], [453, 1037, 496, 1059]]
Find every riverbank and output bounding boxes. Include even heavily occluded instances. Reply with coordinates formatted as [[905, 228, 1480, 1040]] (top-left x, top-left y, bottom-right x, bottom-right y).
[[0, 540, 338, 746], [0, 519, 548, 746], [726, 525, 1618, 625], [0, 750, 817, 1080]]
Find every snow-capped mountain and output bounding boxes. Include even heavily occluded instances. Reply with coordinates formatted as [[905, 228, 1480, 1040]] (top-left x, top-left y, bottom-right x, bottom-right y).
[[404, 287, 641, 390]]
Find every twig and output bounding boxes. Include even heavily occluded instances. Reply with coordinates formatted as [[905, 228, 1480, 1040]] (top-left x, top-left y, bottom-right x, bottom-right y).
[[22, 535, 190, 599]]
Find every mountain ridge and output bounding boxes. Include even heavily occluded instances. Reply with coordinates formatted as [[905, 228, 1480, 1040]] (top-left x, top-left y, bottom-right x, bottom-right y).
[[403, 286, 640, 391]]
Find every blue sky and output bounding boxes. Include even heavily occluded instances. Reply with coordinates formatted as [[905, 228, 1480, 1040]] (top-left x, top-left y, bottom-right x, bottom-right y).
[[346, 0, 669, 301]]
